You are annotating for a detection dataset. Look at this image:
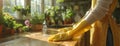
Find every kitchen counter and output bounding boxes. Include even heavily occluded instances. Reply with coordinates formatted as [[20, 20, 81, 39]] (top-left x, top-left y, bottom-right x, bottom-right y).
[[23, 32, 79, 46], [0, 28, 82, 46]]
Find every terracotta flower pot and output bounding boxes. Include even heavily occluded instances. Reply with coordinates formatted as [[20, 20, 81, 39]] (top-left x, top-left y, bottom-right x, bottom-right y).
[[32, 24, 43, 32], [0, 25, 3, 37], [3, 28, 15, 36], [64, 19, 73, 24], [0, 25, 3, 34], [10, 29, 15, 35]]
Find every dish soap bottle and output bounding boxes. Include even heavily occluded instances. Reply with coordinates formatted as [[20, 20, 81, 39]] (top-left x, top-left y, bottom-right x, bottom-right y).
[[42, 20, 48, 36]]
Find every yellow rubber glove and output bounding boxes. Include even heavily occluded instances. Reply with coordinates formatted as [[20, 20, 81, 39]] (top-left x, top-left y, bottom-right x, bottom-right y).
[[48, 32, 72, 42]]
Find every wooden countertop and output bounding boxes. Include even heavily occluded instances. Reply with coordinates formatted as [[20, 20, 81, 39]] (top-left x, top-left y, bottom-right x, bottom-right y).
[[23, 32, 79, 46], [0, 30, 81, 46]]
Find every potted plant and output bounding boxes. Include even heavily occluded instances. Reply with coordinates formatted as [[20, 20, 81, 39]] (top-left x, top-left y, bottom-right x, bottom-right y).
[[13, 21, 24, 33], [13, 19, 31, 33], [45, 6, 64, 26], [12, 6, 30, 19], [62, 8, 74, 24], [45, 6, 74, 27], [0, 12, 4, 35], [2, 13, 15, 35], [14, 24, 29, 33], [21, 26, 30, 32], [30, 13, 45, 31]]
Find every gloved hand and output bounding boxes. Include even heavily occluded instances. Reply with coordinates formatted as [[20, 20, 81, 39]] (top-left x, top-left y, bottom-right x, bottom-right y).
[[48, 32, 72, 42]]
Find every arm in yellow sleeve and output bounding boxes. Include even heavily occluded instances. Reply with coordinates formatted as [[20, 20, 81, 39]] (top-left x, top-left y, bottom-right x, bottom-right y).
[[68, 0, 113, 37], [48, 0, 114, 42]]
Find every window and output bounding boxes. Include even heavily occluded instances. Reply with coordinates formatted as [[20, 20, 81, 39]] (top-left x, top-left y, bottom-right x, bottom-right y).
[[15, 0, 25, 8], [31, 0, 54, 16], [3, 0, 15, 14], [44, 0, 52, 9], [3, 0, 25, 17], [3, 0, 56, 16]]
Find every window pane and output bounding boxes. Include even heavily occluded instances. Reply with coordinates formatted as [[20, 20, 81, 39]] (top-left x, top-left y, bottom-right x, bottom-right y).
[[31, 0, 41, 16], [3, 0, 25, 18], [16, 0, 25, 8], [3, 0, 15, 14], [44, 0, 52, 9]]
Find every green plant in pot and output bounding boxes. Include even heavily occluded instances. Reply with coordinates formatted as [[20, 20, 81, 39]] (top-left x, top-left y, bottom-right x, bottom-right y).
[[3, 13, 30, 34], [13, 19, 31, 33], [0, 12, 4, 25], [13, 21, 24, 33], [0, 11, 4, 35], [30, 13, 45, 31], [12, 5, 30, 19], [30, 13, 45, 24], [45, 6, 74, 26], [62, 8, 74, 24], [13, 6, 30, 15], [3, 13, 15, 28], [21, 26, 30, 32], [2, 13, 16, 35], [45, 6, 64, 26]]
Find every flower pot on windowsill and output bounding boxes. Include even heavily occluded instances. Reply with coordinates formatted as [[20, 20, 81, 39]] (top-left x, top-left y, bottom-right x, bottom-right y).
[[31, 24, 43, 32], [0, 25, 3, 37], [63, 19, 73, 24], [14, 27, 24, 34], [2, 27, 15, 37], [10, 29, 15, 35]]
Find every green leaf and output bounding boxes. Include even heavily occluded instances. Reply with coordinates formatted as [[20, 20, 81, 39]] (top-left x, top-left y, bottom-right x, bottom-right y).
[[56, 0, 64, 3]]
